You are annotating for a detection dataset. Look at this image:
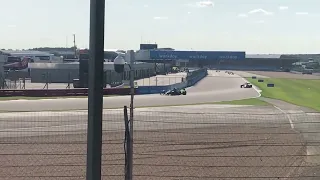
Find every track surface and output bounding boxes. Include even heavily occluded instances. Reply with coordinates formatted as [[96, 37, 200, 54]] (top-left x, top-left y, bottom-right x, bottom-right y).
[[0, 70, 259, 111]]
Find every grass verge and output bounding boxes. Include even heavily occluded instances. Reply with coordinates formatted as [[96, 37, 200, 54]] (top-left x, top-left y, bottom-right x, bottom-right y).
[[247, 78, 320, 111], [214, 98, 269, 106]]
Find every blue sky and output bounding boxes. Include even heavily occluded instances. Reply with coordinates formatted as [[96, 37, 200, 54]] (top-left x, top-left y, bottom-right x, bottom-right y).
[[1, 0, 320, 53]]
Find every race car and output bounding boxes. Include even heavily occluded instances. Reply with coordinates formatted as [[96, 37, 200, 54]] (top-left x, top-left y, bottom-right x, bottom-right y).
[[160, 88, 187, 96], [240, 82, 252, 88]]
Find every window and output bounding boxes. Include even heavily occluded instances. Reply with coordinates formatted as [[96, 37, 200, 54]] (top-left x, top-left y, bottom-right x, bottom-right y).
[[7, 56, 21, 63], [35, 56, 51, 61]]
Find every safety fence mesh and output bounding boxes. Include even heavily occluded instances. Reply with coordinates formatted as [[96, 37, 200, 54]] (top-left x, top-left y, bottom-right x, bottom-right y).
[[0, 107, 320, 180]]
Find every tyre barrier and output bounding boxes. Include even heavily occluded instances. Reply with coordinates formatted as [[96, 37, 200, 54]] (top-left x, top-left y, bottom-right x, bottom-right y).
[[252, 76, 257, 79], [267, 83, 275, 87], [258, 79, 264, 82]]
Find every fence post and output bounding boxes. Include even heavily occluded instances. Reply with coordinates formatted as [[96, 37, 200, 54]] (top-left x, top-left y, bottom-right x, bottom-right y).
[[66, 72, 71, 89], [123, 106, 130, 180], [22, 78, 25, 89]]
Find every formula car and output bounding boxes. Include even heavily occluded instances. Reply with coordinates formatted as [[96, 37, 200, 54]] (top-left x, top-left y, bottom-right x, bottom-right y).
[[160, 88, 187, 96], [240, 82, 252, 88]]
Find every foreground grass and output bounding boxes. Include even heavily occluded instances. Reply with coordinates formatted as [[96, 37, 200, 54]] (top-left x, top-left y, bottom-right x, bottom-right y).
[[248, 78, 320, 111], [214, 98, 269, 106]]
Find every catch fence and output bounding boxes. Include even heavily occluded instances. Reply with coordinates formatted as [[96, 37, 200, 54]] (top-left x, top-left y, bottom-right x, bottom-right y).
[[0, 107, 319, 179]]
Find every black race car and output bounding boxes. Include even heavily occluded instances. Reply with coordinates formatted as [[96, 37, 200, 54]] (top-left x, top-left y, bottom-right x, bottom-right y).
[[240, 82, 252, 88], [160, 88, 187, 96]]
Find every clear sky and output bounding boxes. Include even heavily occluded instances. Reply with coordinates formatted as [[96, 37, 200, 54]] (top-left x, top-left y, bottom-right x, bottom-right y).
[[1, 0, 320, 53]]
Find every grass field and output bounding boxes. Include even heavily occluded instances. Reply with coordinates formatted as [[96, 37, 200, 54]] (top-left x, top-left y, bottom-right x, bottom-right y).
[[248, 78, 320, 111], [214, 98, 269, 106]]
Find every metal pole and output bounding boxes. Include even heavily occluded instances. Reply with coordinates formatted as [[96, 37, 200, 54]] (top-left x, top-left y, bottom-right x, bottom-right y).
[[127, 50, 135, 180], [123, 106, 130, 180], [86, 0, 105, 179], [156, 77, 157, 86]]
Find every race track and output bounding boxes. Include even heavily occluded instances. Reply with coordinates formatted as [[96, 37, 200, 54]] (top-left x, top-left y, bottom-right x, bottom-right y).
[[0, 70, 259, 112]]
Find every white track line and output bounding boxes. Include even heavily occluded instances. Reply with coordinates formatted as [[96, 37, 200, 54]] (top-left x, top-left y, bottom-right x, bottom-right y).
[[0, 124, 88, 132], [274, 105, 295, 129], [237, 75, 262, 98], [233, 71, 296, 129]]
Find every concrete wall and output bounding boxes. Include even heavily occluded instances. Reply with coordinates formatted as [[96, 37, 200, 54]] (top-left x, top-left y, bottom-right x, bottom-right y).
[[135, 50, 150, 61]]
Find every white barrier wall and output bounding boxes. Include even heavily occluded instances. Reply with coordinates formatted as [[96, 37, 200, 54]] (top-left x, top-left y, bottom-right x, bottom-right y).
[[135, 50, 151, 61], [28, 62, 154, 71]]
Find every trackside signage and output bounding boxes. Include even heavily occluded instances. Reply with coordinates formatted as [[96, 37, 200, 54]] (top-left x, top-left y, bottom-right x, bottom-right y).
[[149, 50, 245, 60]]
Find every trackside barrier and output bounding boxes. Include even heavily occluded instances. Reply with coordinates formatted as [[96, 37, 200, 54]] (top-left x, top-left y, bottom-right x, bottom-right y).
[[267, 84, 275, 87], [186, 70, 208, 87], [136, 81, 188, 95], [0, 88, 134, 97], [137, 86, 170, 94], [258, 79, 264, 82], [136, 68, 208, 94], [170, 81, 188, 90]]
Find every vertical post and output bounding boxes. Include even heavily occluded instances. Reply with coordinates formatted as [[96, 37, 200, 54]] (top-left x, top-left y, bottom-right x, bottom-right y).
[[127, 50, 135, 180], [73, 34, 77, 58], [46, 72, 49, 89], [155, 77, 158, 86], [123, 106, 130, 180], [86, 0, 105, 180], [22, 77, 25, 89]]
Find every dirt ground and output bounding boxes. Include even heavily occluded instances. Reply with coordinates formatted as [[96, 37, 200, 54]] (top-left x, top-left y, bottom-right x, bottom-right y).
[[247, 71, 320, 79], [1, 125, 317, 180]]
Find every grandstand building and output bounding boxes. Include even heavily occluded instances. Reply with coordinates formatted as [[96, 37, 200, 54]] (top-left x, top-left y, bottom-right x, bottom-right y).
[[217, 54, 299, 71], [135, 48, 300, 71]]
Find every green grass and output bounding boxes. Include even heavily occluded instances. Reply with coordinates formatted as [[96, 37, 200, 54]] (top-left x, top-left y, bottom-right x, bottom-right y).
[[247, 78, 320, 111], [214, 98, 269, 106]]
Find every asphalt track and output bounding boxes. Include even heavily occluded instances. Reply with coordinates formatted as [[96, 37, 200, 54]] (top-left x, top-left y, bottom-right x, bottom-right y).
[[0, 70, 259, 112]]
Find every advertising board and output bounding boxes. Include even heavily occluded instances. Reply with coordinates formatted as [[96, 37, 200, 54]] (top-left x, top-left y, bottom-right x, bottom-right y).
[[149, 50, 245, 60]]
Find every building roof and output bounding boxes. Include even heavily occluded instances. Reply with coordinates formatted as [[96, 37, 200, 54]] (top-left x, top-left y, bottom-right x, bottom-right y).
[[0, 50, 52, 55], [245, 54, 282, 59]]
